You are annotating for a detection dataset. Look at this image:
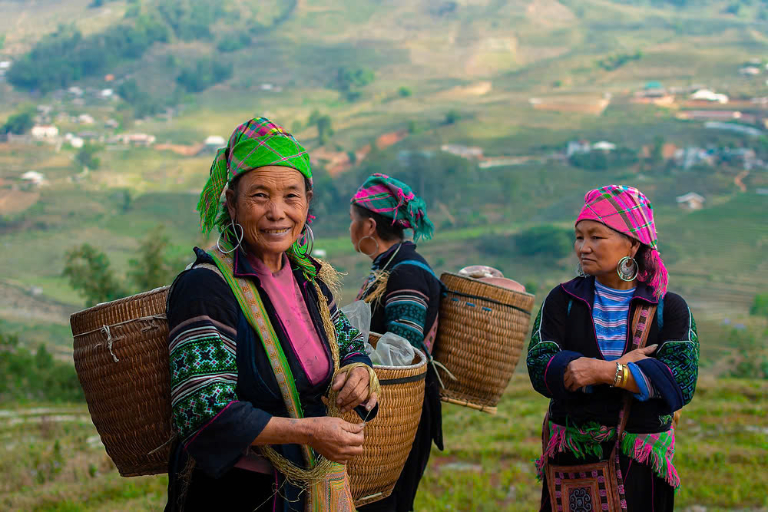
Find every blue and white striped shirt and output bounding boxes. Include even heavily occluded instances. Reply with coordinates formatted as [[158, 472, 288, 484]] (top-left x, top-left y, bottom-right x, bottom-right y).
[[593, 281, 635, 361]]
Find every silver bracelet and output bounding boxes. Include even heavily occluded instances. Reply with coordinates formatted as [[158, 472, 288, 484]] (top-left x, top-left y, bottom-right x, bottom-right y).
[[611, 362, 622, 387]]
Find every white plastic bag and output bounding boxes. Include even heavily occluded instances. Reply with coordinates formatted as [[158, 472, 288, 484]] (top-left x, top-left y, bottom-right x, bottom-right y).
[[371, 332, 415, 367], [341, 300, 372, 342]]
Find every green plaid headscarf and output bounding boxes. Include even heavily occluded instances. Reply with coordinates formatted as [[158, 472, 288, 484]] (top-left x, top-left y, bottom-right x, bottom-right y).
[[197, 117, 316, 277], [198, 117, 311, 234], [350, 173, 434, 241]]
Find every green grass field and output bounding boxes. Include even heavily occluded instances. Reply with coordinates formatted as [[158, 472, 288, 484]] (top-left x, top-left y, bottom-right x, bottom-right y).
[[0, 376, 765, 511]]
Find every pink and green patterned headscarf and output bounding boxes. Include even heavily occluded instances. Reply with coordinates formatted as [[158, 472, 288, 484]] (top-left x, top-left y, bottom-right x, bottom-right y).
[[197, 117, 311, 236], [197, 117, 316, 278], [576, 185, 668, 298], [351, 173, 434, 241]]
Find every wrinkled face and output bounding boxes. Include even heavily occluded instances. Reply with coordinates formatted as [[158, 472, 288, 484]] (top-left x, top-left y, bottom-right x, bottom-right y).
[[348, 205, 376, 251], [574, 220, 638, 277], [226, 166, 312, 259]]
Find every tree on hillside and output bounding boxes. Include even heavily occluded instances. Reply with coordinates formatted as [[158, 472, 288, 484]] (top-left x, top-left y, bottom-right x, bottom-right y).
[[336, 66, 375, 101], [751, 293, 768, 318], [117, 79, 161, 117], [479, 225, 573, 260], [445, 110, 462, 125], [7, 18, 168, 93], [176, 58, 233, 92], [128, 225, 184, 290], [76, 144, 101, 170], [1, 111, 34, 135], [64, 225, 185, 306], [63, 244, 128, 306], [316, 115, 334, 145], [0, 322, 83, 403], [217, 31, 251, 53]]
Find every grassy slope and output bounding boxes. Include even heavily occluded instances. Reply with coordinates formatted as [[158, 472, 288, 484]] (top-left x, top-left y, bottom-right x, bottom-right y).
[[0, 377, 765, 511]]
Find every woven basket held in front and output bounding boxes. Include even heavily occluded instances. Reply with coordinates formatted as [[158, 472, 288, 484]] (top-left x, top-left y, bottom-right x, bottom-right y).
[[70, 286, 172, 477], [345, 333, 427, 508], [433, 273, 535, 414]]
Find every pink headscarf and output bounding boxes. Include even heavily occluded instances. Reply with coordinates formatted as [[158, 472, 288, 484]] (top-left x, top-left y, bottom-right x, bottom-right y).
[[576, 185, 668, 299]]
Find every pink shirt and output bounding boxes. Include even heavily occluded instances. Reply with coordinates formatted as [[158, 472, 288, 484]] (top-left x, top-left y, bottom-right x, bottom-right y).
[[246, 253, 330, 386]]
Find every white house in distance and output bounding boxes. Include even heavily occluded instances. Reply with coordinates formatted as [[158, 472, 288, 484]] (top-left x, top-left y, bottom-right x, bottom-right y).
[[20, 171, 46, 186], [440, 144, 484, 159], [676, 192, 705, 210], [204, 135, 226, 148], [566, 140, 591, 157], [31, 124, 59, 140], [592, 141, 616, 152], [690, 89, 729, 104]]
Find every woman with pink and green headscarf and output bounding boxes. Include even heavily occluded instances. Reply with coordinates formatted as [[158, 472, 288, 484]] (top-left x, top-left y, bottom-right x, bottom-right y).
[[166, 118, 378, 512], [349, 173, 443, 512], [527, 185, 699, 511]]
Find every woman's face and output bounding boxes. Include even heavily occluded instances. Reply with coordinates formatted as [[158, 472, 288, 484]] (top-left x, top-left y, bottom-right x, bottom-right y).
[[349, 205, 376, 253], [226, 166, 311, 259], [574, 220, 638, 277]]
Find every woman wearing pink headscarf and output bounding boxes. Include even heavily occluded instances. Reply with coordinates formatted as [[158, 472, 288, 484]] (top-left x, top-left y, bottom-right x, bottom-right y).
[[527, 185, 699, 511]]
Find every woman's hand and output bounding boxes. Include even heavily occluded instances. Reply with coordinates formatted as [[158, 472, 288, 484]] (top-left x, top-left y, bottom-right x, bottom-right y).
[[617, 345, 658, 365], [564, 358, 615, 391], [331, 366, 378, 414], [306, 417, 365, 463]]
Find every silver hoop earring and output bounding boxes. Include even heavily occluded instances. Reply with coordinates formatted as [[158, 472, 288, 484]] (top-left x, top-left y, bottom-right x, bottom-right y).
[[295, 224, 314, 257], [576, 262, 588, 278], [217, 219, 244, 254], [617, 256, 639, 282], [357, 235, 379, 258]]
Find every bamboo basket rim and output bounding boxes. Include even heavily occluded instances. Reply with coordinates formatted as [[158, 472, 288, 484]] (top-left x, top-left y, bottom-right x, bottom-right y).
[[441, 272, 536, 301], [71, 285, 170, 321]]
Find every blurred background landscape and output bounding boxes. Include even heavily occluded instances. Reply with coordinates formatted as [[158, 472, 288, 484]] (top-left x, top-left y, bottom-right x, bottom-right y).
[[0, 0, 765, 510]]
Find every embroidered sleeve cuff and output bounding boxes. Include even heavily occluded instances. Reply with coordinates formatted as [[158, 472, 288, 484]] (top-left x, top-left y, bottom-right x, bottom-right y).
[[544, 350, 584, 399], [627, 362, 653, 402], [634, 359, 684, 413], [185, 401, 272, 478]]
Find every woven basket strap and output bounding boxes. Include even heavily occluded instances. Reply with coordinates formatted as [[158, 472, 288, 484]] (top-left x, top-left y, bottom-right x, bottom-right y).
[[206, 244, 316, 467]]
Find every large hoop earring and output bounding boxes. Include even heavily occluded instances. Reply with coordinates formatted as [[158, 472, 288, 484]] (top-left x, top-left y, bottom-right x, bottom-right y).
[[357, 235, 379, 258], [576, 262, 588, 278], [617, 256, 639, 282], [217, 219, 244, 254], [294, 224, 314, 257]]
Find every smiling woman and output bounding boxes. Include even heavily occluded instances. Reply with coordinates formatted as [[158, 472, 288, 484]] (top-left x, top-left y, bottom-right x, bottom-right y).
[[164, 118, 378, 512]]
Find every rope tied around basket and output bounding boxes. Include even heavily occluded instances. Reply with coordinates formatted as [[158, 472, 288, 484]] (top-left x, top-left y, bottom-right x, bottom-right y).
[[255, 280, 382, 490], [429, 358, 457, 390], [259, 363, 380, 488], [73, 314, 168, 363]]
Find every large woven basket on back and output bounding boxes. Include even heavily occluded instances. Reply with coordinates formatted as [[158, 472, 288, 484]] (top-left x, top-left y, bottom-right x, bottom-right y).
[[345, 333, 427, 507], [433, 273, 535, 414], [70, 286, 172, 477], [71, 290, 427, 497]]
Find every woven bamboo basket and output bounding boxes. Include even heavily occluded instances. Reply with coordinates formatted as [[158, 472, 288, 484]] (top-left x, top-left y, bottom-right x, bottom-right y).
[[70, 286, 172, 477], [345, 333, 427, 507], [433, 273, 535, 414]]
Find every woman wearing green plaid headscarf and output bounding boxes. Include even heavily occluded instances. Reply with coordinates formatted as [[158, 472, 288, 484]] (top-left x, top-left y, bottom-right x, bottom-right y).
[[350, 173, 443, 512], [166, 118, 378, 511]]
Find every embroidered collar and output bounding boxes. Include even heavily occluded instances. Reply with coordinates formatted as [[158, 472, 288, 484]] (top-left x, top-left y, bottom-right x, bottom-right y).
[[561, 275, 658, 305]]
